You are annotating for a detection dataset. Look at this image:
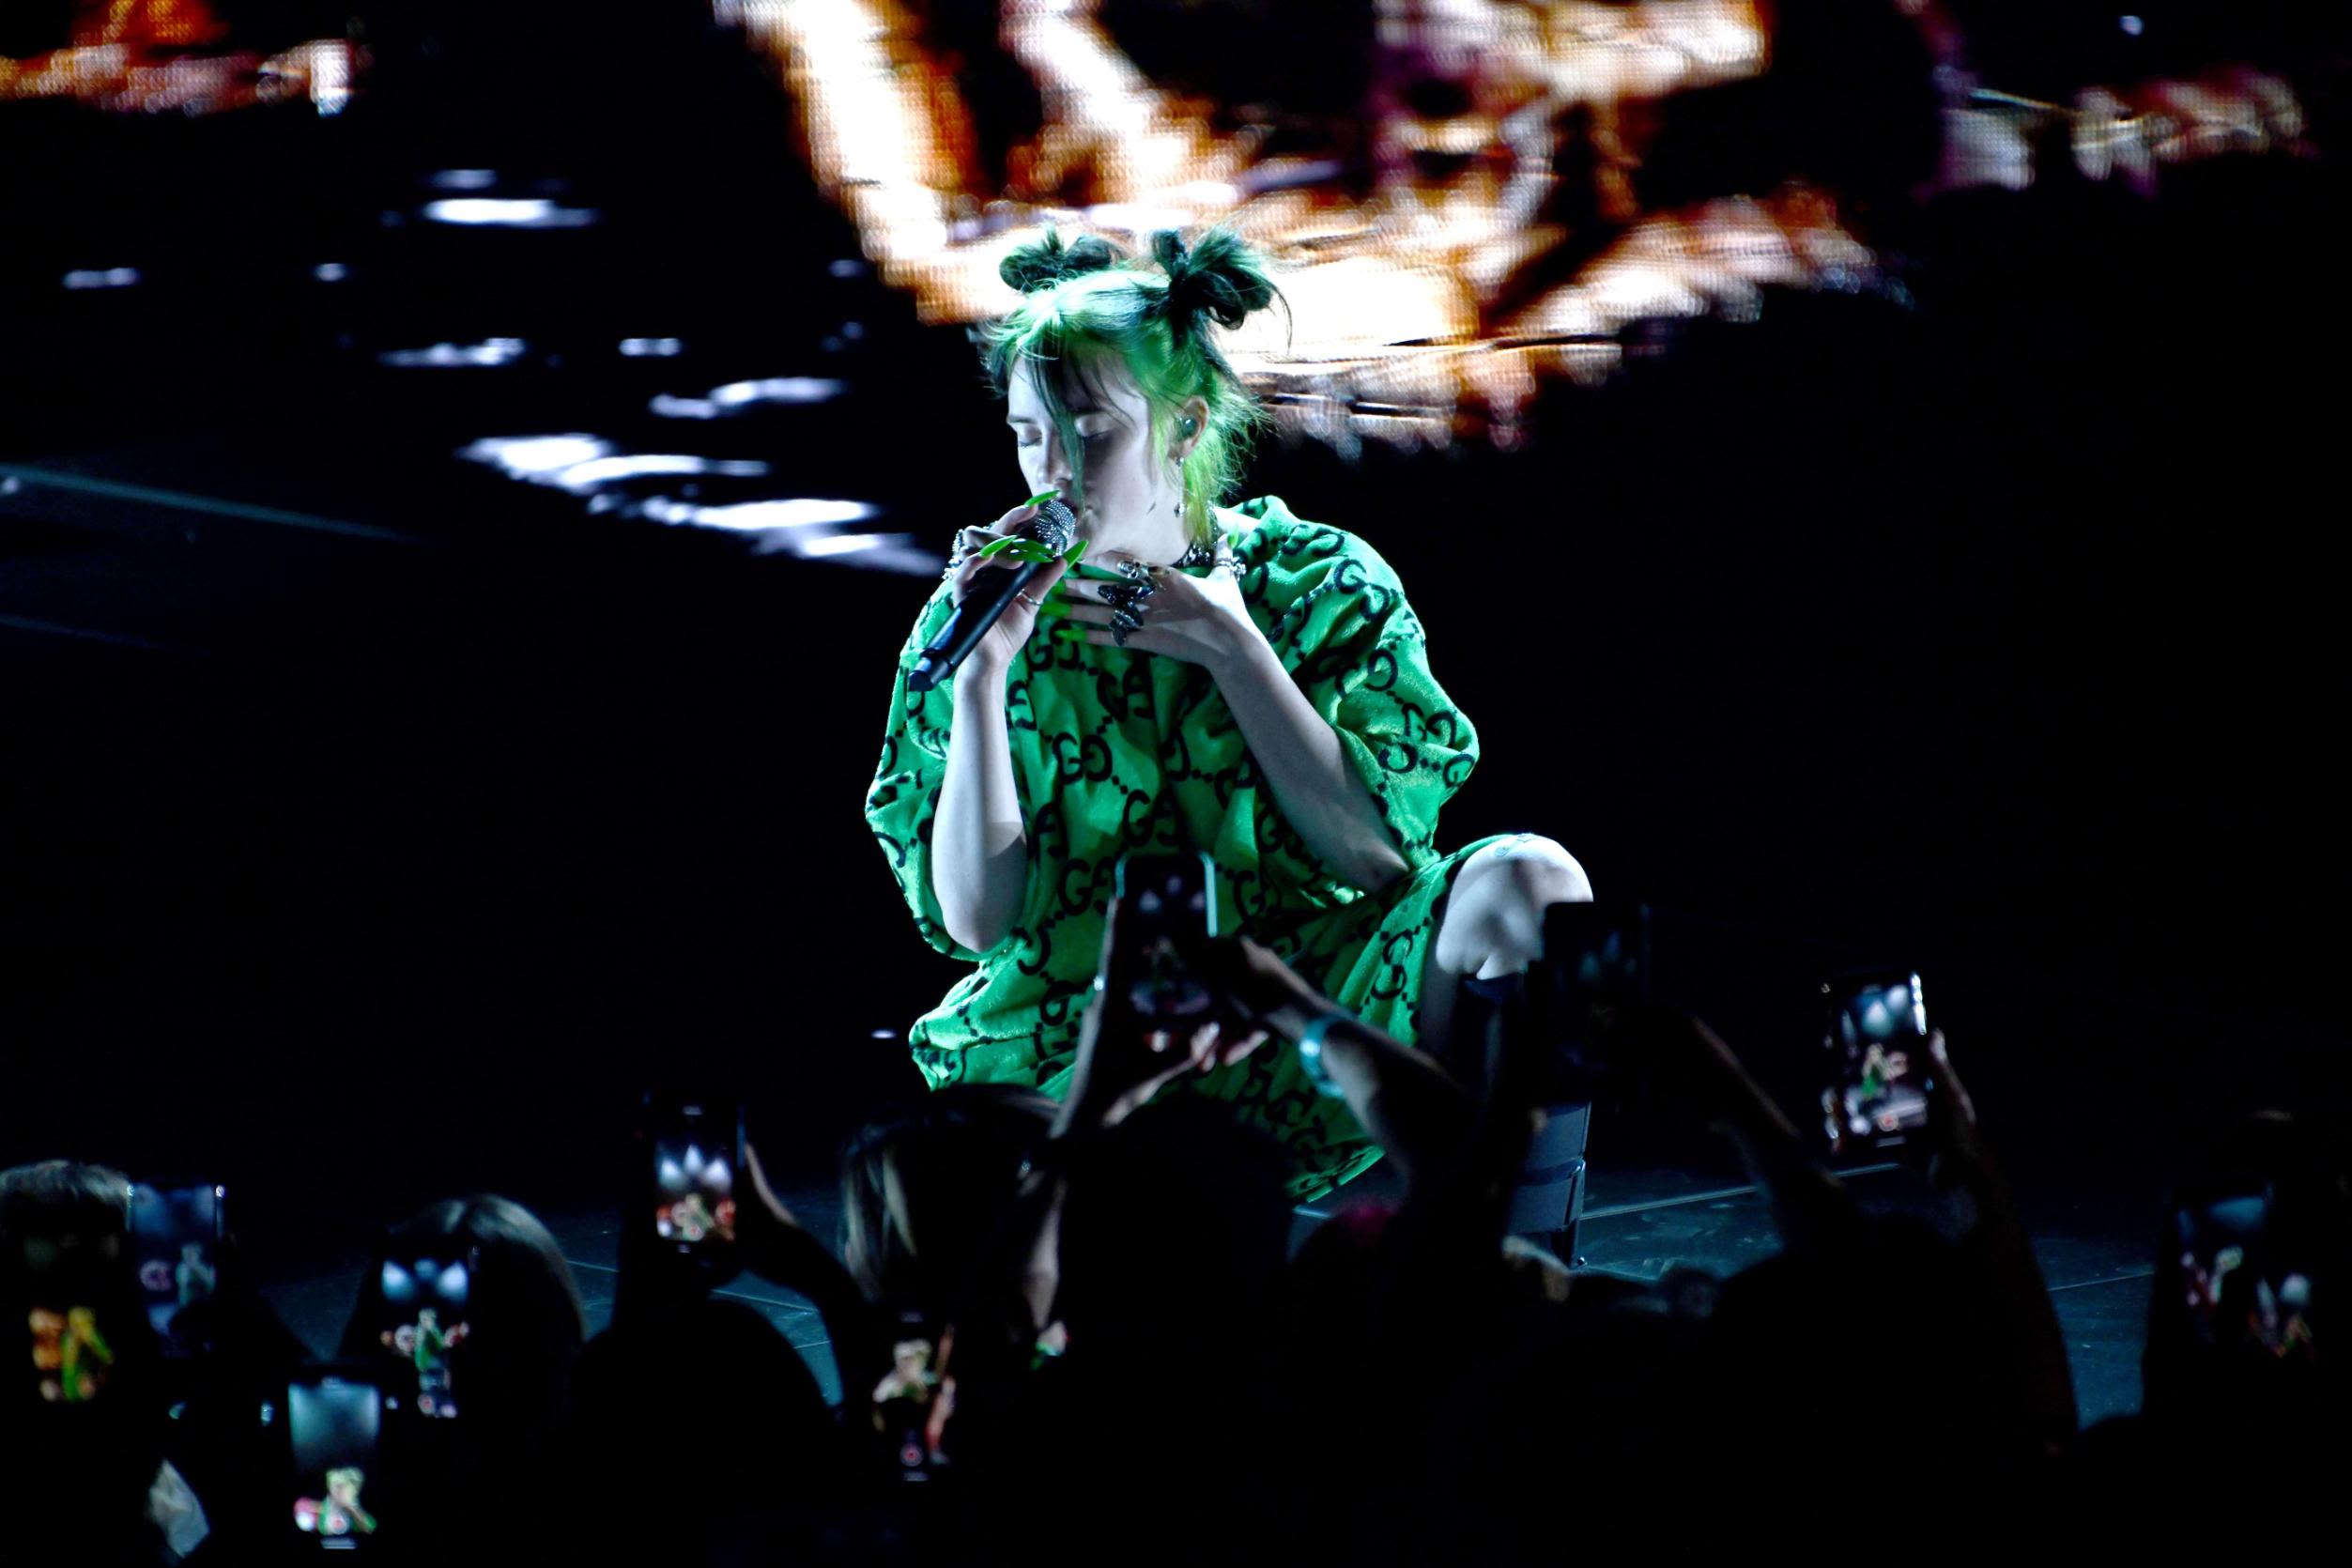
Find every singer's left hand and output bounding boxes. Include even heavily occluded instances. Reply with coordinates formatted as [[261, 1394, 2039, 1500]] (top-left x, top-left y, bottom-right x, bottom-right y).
[[1049, 548, 1267, 679]]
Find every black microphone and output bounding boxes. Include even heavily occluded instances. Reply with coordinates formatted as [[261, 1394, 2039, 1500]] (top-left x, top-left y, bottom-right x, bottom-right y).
[[907, 498, 1079, 692]]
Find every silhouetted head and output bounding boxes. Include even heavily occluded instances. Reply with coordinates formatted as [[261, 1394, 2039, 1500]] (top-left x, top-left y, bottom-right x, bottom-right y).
[[840, 1083, 1056, 1314]]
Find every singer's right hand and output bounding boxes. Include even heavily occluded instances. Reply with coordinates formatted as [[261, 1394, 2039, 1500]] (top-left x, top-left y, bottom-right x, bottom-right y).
[[945, 501, 1072, 679]]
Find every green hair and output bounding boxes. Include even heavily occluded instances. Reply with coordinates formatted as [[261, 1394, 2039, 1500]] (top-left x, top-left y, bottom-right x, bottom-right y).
[[975, 226, 1288, 546]]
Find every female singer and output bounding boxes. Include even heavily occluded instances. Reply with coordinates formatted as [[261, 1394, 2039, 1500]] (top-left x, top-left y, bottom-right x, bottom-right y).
[[866, 226, 1590, 1200]]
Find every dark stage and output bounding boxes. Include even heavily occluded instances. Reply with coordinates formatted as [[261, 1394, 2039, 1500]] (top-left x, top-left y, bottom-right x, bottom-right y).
[[4, 3, 2348, 1556]]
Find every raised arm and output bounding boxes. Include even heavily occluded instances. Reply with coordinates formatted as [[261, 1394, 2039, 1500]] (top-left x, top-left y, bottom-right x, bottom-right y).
[[876, 504, 1070, 956]]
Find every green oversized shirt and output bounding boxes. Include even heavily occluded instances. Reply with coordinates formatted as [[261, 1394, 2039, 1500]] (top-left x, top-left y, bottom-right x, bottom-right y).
[[865, 494, 1502, 1199]]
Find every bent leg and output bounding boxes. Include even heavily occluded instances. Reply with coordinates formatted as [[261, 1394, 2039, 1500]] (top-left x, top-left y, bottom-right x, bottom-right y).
[[1416, 833, 1594, 1060]]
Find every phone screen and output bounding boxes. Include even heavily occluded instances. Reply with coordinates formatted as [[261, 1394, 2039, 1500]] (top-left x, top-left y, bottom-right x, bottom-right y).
[[28, 1298, 123, 1407], [1115, 853, 1218, 1023], [288, 1372, 384, 1548], [1542, 902, 1649, 1007], [1822, 973, 1931, 1153], [872, 1313, 949, 1481], [129, 1182, 223, 1358], [651, 1101, 741, 1254], [375, 1253, 472, 1421], [1532, 900, 1651, 1099], [2175, 1190, 2318, 1360], [21, 1222, 132, 1406]]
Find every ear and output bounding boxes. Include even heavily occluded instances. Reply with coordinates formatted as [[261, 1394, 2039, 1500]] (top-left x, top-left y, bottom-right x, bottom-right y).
[[1174, 395, 1210, 457]]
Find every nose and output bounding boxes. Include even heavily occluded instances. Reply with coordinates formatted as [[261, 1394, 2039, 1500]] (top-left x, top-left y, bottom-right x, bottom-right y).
[[1038, 431, 1074, 491]]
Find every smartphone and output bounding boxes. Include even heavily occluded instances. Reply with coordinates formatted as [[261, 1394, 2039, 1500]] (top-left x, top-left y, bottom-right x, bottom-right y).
[[286, 1368, 385, 1549], [872, 1310, 949, 1482], [373, 1248, 473, 1421], [2173, 1185, 2318, 1360], [129, 1181, 224, 1358], [1115, 852, 1218, 1023], [1529, 899, 1652, 1099], [20, 1216, 136, 1407], [1819, 970, 1933, 1156], [643, 1095, 743, 1258]]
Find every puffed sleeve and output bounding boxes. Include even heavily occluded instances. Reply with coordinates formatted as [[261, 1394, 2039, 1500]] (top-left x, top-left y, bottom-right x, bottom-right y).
[[1262, 530, 1480, 874], [864, 584, 1004, 961]]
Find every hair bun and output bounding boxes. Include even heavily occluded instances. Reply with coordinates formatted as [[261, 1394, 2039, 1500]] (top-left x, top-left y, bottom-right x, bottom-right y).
[[1150, 228, 1276, 343], [999, 229, 1129, 294]]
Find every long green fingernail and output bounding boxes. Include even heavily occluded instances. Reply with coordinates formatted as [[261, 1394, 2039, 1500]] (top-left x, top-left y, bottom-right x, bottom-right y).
[[1025, 489, 1061, 507], [1035, 600, 1072, 620], [1062, 539, 1088, 564]]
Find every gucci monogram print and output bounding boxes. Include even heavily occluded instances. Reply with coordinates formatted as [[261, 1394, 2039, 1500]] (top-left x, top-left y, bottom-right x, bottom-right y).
[[867, 494, 1506, 1200]]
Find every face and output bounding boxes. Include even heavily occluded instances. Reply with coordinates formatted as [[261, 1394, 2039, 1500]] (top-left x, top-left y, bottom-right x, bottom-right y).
[[1006, 348, 1202, 561]]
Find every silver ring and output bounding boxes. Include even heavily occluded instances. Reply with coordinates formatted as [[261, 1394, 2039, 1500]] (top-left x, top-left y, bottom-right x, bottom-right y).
[[1099, 578, 1156, 615], [1014, 592, 1043, 610]]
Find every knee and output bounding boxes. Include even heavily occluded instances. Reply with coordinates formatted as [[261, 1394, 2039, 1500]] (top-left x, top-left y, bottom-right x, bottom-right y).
[[1462, 834, 1592, 913], [1436, 835, 1594, 978]]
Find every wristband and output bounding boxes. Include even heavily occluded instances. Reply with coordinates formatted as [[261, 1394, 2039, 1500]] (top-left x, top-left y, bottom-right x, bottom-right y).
[[1295, 1010, 1357, 1099]]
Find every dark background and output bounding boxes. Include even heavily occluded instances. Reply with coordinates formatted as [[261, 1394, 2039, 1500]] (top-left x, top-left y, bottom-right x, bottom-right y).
[[4, 2, 2346, 1272]]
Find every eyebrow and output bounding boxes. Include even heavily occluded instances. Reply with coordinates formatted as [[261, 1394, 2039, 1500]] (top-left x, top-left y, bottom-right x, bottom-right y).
[[1007, 408, 1105, 422]]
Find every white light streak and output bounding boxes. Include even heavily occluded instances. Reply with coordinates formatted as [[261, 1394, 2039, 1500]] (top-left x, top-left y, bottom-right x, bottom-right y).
[[643, 498, 881, 531], [458, 435, 612, 475], [421, 198, 599, 229], [650, 377, 848, 419], [379, 339, 529, 368]]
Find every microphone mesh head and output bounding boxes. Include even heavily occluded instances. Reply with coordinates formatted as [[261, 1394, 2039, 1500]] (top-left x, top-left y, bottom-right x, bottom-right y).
[[1028, 498, 1078, 553]]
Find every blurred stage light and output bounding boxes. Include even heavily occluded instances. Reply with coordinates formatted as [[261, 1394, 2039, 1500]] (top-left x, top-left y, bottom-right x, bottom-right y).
[[538, 454, 771, 494], [642, 498, 881, 531], [798, 534, 885, 557], [722, 0, 2314, 451], [379, 340, 530, 368], [62, 268, 141, 290], [421, 199, 599, 229], [650, 377, 849, 420], [620, 338, 686, 357], [459, 436, 611, 475]]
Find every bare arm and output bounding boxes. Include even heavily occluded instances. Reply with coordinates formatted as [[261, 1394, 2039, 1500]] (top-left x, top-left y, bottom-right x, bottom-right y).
[[1211, 636, 1410, 894], [931, 657, 1029, 954]]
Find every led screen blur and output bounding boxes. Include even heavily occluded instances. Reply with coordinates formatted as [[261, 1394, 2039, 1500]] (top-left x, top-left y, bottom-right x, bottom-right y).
[[729, 1, 2315, 450]]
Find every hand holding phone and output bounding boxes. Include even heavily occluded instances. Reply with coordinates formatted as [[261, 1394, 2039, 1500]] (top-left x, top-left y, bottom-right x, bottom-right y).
[[130, 1181, 224, 1360], [1058, 853, 1261, 1131], [642, 1094, 744, 1270], [286, 1369, 385, 1548], [1527, 899, 1652, 1103], [20, 1205, 144, 1407], [1113, 852, 1218, 1026], [2173, 1185, 2320, 1361], [1819, 970, 1934, 1158], [373, 1250, 472, 1422]]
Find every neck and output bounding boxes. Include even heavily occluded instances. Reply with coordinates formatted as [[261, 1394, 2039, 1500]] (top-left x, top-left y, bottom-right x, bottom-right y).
[[1099, 507, 1192, 565]]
